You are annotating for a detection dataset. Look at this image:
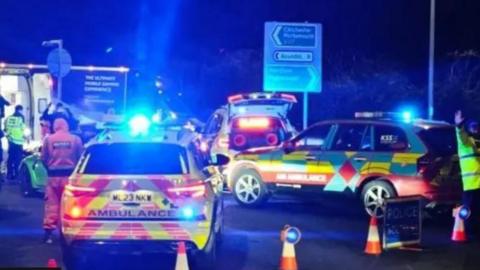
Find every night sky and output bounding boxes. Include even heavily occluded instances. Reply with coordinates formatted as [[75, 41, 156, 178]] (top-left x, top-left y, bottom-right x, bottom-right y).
[[1, 0, 479, 121]]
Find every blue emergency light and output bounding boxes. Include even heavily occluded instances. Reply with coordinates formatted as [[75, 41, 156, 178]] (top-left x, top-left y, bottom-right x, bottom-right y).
[[181, 207, 194, 219], [283, 226, 301, 245], [129, 114, 151, 136], [402, 111, 413, 123], [459, 206, 471, 220], [152, 113, 161, 123]]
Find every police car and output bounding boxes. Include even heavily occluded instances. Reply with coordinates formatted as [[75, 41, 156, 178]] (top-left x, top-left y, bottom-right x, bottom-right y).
[[60, 115, 228, 270], [227, 112, 461, 217], [197, 92, 297, 159]]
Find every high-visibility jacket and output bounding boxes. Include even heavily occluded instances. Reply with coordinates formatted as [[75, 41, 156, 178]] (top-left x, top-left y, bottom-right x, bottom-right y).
[[5, 115, 24, 145], [41, 118, 83, 175], [456, 126, 480, 191]]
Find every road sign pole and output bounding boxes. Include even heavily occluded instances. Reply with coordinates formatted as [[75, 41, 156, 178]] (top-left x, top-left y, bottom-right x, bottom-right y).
[[57, 40, 63, 101], [428, 0, 435, 120], [303, 92, 308, 129]]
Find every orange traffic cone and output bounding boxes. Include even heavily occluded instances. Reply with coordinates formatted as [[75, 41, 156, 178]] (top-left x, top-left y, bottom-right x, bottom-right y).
[[452, 207, 467, 242], [47, 258, 58, 268], [175, 241, 189, 270], [279, 238, 297, 270], [364, 216, 382, 255]]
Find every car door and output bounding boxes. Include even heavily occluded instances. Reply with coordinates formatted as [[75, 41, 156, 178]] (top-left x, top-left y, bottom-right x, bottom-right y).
[[272, 123, 333, 187], [322, 123, 373, 193], [200, 110, 226, 155]]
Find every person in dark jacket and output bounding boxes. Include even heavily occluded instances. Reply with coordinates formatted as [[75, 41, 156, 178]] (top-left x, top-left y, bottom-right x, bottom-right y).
[[41, 102, 78, 132]]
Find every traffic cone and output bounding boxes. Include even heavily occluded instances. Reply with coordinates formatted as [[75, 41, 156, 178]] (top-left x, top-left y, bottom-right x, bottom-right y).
[[175, 241, 189, 270], [452, 207, 467, 242], [364, 216, 382, 255], [279, 239, 297, 270], [46, 258, 58, 268]]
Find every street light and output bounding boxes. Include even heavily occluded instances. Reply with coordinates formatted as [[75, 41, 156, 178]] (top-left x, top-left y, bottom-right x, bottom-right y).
[[428, 0, 435, 120], [42, 39, 64, 100]]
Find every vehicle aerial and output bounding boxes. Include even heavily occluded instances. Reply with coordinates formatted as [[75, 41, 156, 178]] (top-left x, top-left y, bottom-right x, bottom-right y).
[[0, 63, 128, 195], [226, 112, 461, 217], [197, 92, 297, 160], [60, 115, 228, 270]]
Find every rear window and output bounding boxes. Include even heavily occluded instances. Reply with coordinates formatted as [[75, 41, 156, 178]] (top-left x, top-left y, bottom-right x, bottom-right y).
[[80, 143, 189, 175], [231, 100, 291, 106], [417, 127, 457, 155]]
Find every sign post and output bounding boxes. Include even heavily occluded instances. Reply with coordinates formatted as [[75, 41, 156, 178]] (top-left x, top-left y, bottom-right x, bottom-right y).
[[383, 196, 422, 249], [47, 44, 72, 100], [263, 22, 322, 129]]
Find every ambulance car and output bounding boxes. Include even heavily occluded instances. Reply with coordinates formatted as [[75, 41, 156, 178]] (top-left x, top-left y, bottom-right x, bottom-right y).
[[60, 115, 228, 270], [227, 112, 461, 217]]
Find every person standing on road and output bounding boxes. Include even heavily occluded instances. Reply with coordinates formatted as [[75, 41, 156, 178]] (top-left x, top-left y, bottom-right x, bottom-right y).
[[42, 117, 83, 244], [454, 110, 480, 237], [0, 94, 10, 183], [41, 102, 78, 133], [4, 105, 25, 181]]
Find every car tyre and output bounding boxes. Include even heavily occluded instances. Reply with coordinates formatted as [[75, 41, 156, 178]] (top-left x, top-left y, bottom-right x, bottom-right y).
[[19, 166, 35, 197], [193, 230, 217, 270], [232, 168, 269, 207], [361, 179, 397, 218], [61, 236, 92, 270]]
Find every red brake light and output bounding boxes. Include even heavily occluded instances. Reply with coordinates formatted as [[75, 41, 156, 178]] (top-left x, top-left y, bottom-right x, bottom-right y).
[[237, 117, 271, 130], [167, 182, 206, 199], [266, 133, 279, 146], [70, 206, 82, 218], [233, 134, 247, 147]]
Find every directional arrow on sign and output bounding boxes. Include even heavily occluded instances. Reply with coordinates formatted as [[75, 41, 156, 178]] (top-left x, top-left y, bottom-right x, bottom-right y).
[[273, 25, 283, 46], [306, 66, 320, 90], [264, 65, 320, 92]]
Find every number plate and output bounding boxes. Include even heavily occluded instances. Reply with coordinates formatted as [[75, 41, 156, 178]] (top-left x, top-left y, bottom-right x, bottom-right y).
[[111, 191, 153, 203]]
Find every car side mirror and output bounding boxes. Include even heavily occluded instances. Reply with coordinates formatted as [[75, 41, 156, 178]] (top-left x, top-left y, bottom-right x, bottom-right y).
[[210, 154, 230, 166], [283, 140, 295, 154]]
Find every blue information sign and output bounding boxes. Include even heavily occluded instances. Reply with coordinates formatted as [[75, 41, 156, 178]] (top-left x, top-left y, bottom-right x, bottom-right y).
[[264, 22, 322, 93]]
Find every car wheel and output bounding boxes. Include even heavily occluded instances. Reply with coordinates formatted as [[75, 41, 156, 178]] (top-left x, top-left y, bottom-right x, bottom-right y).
[[361, 180, 397, 218], [193, 231, 217, 270], [19, 166, 34, 197], [232, 168, 269, 207], [61, 236, 91, 270], [215, 198, 224, 245]]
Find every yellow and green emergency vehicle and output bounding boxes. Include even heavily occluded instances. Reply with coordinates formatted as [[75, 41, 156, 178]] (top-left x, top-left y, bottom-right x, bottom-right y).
[[60, 115, 228, 270]]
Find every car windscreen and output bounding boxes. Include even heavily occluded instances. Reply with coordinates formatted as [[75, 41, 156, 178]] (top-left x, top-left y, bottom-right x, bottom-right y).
[[230, 101, 293, 118], [81, 143, 189, 175], [417, 127, 457, 156]]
